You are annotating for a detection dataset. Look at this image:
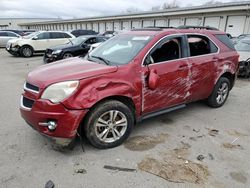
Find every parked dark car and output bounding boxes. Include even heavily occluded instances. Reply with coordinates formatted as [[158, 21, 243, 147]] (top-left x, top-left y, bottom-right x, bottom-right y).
[[1, 29, 25, 36], [44, 35, 108, 63], [71, 29, 98, 37]]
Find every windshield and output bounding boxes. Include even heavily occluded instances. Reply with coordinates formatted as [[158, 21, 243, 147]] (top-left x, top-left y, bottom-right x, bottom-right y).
[[88, 35, 152, 65], [23, 32, 40, 39], [69, 37, 87, 45], [235, 40, 250, 51]]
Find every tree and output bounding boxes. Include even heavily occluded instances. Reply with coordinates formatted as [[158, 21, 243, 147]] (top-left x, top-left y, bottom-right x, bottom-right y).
[[162, 0, 179, 9], [202, 0, 222, 5]]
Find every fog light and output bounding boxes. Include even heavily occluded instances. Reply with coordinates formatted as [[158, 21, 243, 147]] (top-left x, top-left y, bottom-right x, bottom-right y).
[[47, 121, 57, 131]]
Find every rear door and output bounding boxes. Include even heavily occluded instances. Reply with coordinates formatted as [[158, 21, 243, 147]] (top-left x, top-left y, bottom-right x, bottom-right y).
[[142, 35, 190, 113], [48, 32, 70, 48], [0, 32, 8, 47], [187, 34, 219, 101]]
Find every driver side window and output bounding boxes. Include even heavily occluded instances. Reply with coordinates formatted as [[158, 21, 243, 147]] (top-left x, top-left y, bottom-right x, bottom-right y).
[[148, 37, 182, 64], [36, 32, 50, 40]]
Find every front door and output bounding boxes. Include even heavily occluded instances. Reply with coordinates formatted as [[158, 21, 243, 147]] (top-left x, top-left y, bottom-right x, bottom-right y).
[[142, 35, 191, 114]]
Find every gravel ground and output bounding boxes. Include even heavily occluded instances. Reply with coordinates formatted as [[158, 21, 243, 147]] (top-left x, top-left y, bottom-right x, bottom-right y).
[[0, 49, 249, 188]]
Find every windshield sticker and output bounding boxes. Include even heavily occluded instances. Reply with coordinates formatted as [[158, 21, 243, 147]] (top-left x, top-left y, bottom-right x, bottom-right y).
[[132, 36, 150, 41]]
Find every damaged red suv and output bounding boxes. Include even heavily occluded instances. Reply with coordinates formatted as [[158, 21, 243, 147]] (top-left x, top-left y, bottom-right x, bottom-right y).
[[20, 27, 239, 149]]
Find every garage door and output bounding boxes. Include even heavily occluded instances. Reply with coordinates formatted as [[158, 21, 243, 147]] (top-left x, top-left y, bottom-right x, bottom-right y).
[[185, 18, 202, 26], [143, 20, 154, 28], [93, 23, 98, 32], [155, 19, 167, 27], [132, 21, 142, 29], [87, 23, 92, 30], [204, 17, 220, 29], [114, 22, 121, 30], [226, 16, 246, 37], [122, 21, 131, 30], [106, 22, 113, 31], [99, 23, 105, 33], [169, 19, 182, 27]]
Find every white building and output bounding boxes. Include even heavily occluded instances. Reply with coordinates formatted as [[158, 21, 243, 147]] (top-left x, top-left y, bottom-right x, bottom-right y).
[[19, 1, 250, 37], [0, 18, 57, 29]]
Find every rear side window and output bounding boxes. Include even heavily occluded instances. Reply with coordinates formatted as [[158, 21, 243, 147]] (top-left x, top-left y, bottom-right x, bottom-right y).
[[188, 35, 218, 56], [215, 34, 235, 50], [37, 32, 50, 39], [0, 32, 7, 36], [7, 32, 17, 37], [64, 33, 72, 38], [50, 32, 65, 39]]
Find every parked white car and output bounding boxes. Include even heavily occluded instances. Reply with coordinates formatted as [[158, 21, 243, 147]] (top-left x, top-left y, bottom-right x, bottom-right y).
[[0, 31, 20, 47], [6, 31, 75, 57], [235, 37, 250, 77]]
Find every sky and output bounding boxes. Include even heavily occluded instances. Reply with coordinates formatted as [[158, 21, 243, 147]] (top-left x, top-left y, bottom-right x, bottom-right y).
[[0, 0, 242, 19]]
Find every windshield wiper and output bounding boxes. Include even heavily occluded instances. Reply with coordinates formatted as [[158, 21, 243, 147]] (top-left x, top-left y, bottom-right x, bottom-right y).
[[91, 55, 110, 65]]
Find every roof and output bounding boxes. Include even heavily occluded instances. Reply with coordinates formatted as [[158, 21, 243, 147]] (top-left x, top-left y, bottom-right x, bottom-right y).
[[19, 1, 250, 26]]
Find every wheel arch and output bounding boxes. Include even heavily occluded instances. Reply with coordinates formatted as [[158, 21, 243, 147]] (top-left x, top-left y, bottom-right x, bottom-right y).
[[220, 71, 235, 90]]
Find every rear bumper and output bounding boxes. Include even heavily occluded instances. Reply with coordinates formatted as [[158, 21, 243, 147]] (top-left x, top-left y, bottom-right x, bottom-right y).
[[20, 95, 88, 146]]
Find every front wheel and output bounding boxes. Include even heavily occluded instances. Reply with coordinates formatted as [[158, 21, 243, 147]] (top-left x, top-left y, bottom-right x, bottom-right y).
[[20, 46, 33, 57], [207, 77, 230, 108], [63, 52, 73, 59], [84, 100, 134, 149]]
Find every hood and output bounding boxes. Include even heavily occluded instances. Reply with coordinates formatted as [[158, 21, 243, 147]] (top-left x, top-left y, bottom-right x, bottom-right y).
[[8, 38, 28, 44], [238, 51, 250, 61], [49, 43, 77, 51], [27, 57, 118, 89]]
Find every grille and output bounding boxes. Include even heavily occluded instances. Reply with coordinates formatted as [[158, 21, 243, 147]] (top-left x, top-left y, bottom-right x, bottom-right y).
[[22, 96, 35, 109], [45, 49, 53, 57], [25, 82, 39, 93]]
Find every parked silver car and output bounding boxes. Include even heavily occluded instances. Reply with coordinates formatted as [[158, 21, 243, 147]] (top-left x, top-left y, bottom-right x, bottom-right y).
[[0, 31, 20, 47]]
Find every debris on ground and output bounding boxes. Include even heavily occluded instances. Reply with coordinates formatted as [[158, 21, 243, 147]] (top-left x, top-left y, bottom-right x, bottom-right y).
[[103, 165, 136, 172], [222, 143, 244, 150], [180, 141, 191, 149], [208, 153, 214, 160], [45, 180, 55, 188], [207, 129, 219, 136], [226, 130, 249, 137], [193, 128, 200, 133], [197, 155, 205, 161], [74, 168, 87, 174], [138, 156, 209, 184], [229, 171, 248, 184], [124, 133, 168, 151], [189, 134, 205, 141]]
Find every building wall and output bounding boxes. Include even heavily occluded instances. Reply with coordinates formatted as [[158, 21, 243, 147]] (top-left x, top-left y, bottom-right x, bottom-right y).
[[0, 18, 56, 29], [19, 9, 250, 37]]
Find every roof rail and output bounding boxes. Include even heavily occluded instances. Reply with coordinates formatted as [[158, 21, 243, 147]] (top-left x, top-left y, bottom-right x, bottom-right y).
[[131, 27, 175, 31], [177, 25, 219, 31]]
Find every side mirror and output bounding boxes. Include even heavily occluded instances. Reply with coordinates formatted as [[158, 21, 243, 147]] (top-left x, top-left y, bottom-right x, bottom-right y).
[[32, 36, 38, 40], [148, 69, 160, 90]]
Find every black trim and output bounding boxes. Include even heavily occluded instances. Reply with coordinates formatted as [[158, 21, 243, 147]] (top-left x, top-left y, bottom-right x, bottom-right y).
[[137, 104, 186, 122]]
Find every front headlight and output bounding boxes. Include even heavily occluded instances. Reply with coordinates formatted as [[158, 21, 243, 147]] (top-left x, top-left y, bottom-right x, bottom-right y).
[[52, 50, 62, 55], [41, 81, 79, 103]]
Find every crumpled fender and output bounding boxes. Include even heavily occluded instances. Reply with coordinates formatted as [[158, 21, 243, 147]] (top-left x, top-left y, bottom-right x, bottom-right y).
[[62, 75, 140, 114]]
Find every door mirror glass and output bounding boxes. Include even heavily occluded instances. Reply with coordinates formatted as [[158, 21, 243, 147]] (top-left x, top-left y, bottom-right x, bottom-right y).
[[32, 36, 38, 40], [148, 69, 160, 89]]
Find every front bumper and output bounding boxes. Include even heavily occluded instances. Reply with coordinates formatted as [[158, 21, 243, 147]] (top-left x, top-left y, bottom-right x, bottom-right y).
[[20, 94, 88, 147], [43, 53, 62, 63], [6, 45, 21, 56]]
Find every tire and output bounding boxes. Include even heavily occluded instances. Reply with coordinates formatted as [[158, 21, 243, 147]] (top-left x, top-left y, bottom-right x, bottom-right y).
[[207, 77, 230, 108], [63, 52, 73, 59], [20, 46, 33, 57], [84, 100, 134, 149]]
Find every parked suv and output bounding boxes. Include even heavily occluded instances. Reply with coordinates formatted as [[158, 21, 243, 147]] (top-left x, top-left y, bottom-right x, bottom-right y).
[[0, 31, 20, 47], [20, 27, 239, 149], [6, 31, 75, 57]]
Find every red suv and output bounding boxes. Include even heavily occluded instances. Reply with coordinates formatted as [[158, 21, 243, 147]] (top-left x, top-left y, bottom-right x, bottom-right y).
[[20, 27, 239, 149]]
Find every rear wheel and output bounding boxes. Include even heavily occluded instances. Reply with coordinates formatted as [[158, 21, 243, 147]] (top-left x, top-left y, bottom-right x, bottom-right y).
[[20, 46, 33, 57], [63, 52, 73, 59], [207, 77, 230, 108], [84, 100, 134, 149]]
